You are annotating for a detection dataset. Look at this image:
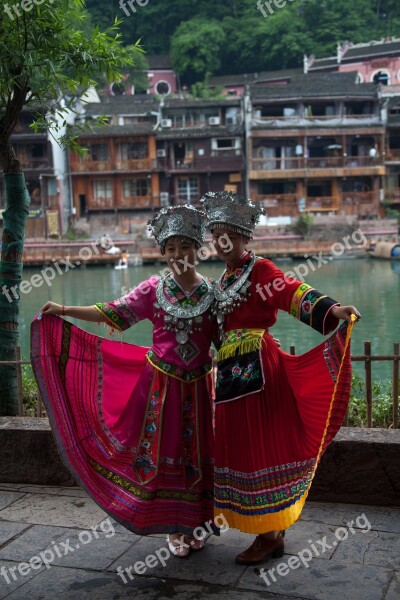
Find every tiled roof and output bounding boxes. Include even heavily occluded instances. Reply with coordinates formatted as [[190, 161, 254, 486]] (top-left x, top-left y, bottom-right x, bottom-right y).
[[250, 72, 378, 100], [84, 96, 160, 116], [209, 68, 303, 87], [156, 126, 244, 140], [163, 98, 242, 109], [308, 58, 338, 70], [147, 55, 173, 70], [344, 40, 400, 60], [71, 124, 156, 138]]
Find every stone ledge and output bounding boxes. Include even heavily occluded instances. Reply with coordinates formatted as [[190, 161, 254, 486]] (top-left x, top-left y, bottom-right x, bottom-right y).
[[0, 418, 399, 505]]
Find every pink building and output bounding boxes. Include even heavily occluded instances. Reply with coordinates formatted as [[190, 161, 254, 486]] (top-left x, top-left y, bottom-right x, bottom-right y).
[[105, 55, 177, 97], [305, 38, 400, 87]]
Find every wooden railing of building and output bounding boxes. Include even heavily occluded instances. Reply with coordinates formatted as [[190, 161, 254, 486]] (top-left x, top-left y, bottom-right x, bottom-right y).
[[1, 343, 398, 427]]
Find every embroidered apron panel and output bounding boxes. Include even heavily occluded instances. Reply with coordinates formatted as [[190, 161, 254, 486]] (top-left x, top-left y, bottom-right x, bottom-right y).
[[215, 349, 264, 404]]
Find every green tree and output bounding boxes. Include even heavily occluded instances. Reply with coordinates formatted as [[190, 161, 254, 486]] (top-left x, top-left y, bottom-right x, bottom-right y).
[[0, 0, 135, 415], [170, 18, 226, 84]]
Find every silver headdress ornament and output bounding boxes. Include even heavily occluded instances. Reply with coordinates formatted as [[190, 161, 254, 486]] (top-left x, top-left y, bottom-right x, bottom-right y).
[[200, 191, 264, 239], [148, 205, 207, 248]]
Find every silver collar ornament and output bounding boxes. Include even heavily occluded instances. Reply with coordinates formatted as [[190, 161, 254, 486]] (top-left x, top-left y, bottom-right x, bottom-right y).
[[154, 275, 214, 345], [212, 253, 257, 337]]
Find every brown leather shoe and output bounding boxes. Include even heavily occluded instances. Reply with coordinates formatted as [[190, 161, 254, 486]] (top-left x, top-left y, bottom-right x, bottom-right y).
[[235, 533, 284, 565]]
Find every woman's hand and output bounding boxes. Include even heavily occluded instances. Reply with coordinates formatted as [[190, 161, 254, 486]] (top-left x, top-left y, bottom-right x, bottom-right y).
[[331, 305, 361, 322], [40, 301, 64, 316]]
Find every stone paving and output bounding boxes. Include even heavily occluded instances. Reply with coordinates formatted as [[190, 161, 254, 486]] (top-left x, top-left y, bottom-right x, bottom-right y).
[[0, 483, 399, 600]]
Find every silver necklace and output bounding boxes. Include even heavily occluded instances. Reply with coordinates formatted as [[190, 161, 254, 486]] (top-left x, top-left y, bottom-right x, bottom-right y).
[[154, 274, 214, 345], [212, 253, 257, 335]]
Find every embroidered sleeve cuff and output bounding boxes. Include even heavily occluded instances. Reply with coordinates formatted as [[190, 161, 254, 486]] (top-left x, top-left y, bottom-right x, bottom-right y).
[[93, 303, 125, 332], [289, 285, 339, 334]]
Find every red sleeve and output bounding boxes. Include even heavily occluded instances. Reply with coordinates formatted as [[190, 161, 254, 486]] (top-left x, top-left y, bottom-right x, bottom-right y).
[[252, 259, 339, 335]]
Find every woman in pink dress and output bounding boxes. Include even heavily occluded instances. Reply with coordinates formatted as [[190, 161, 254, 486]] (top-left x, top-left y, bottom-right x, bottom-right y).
[[31, 205, 216, 558]]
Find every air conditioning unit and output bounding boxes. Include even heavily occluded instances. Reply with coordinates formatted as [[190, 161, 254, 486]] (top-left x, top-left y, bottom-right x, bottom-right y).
[[161, 119, 172, 128], [157, 149, 166, 158], [209, 116, 221, 126], [159, 192, 169, 206]]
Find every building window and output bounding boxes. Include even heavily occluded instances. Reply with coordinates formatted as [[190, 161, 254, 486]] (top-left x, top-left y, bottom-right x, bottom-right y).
[[155, 80, 171, 95], [177, 177, 198, 202], [371, 70, 390, 86], [119, 142, 148, 160], [93, 180, 112, 199], [31, 144, 46, 158], [90, 144, 109, 161], [123, 179, 149, 197], [211, 138, 241, 156]]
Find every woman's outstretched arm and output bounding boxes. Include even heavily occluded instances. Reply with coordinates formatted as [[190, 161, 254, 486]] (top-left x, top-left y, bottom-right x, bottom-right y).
[[40, 301, 107, 323]]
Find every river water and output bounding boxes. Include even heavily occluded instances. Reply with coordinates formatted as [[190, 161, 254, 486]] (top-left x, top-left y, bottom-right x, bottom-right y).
[[19, 257, 400, 381]]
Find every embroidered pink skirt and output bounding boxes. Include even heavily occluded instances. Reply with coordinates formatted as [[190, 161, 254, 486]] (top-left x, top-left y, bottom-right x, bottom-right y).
[[31, 315, 214, 535]]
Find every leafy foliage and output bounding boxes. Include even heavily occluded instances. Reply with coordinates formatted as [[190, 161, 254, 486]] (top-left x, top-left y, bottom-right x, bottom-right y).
[[292, 214, 314, 239], [170, 19, 226, 83], [83, 0, 400, 82], [347, 373, 398, 428], [0, 0, 137, 160]]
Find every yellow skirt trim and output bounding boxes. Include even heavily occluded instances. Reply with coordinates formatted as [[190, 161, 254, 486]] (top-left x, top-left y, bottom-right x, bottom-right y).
[[217, 328, 266, 361], [215, 315, 357, 534]]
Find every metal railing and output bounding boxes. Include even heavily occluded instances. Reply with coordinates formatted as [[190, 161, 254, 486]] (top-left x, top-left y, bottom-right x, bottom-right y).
[[1, 343, 399, 427]]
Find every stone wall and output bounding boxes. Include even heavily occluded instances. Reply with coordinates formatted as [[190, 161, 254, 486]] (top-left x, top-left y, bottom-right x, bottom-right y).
[[1, 418, 399, 505]]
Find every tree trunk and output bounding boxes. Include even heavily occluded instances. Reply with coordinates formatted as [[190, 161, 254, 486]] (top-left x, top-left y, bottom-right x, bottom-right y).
[[0, 169, 30, 415]]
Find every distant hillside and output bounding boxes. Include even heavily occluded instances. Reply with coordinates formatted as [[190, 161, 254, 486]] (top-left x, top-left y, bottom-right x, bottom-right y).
[[86, 0, 400, 83]]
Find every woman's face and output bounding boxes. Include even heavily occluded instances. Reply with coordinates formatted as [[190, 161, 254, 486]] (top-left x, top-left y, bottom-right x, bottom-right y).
[[163, 236, 198, 275], [212, 228, 249, 264]]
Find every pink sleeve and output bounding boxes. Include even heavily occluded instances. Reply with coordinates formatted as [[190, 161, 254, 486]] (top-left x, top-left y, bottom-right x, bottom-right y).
[[93, 276, 159, 331]]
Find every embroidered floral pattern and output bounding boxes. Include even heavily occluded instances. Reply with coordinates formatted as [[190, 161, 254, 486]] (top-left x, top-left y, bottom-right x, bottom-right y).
[[214, 459, 316, 515], [164, 277, 210, 308], [134, 389, 161, 478], [221, 254, 253, 290]]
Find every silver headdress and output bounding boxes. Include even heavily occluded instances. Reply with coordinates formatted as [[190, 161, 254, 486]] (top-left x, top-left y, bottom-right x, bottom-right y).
[[148, 205, 206, 248], [200, 191, 264, 238]]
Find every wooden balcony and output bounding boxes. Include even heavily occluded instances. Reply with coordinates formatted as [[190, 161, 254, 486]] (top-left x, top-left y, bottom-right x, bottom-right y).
[[342, 191, 377, 212], [87, 197, 114, 209], [115, 158, 154, 171], [251, 192, 380, 216], [303, 197, 339, 212], [385, 150, 400, 163], [71, 157, 154, 173], [18, 157, 53, 170], [160, 155, 243, 172], [253, 114, 379, 125], [250, 156, 385, 179], [71, 160, 113, 173], [117, 195, 153, 209], [251, 193, 298, 217], [385, 189, 400, 204]]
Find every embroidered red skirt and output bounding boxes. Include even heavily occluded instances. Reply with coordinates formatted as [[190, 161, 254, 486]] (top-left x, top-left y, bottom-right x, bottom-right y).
[[214, 320, 354, 533]]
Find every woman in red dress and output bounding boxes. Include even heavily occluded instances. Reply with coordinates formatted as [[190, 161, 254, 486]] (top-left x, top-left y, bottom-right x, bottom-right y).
[[201, 191, 361, 565]]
